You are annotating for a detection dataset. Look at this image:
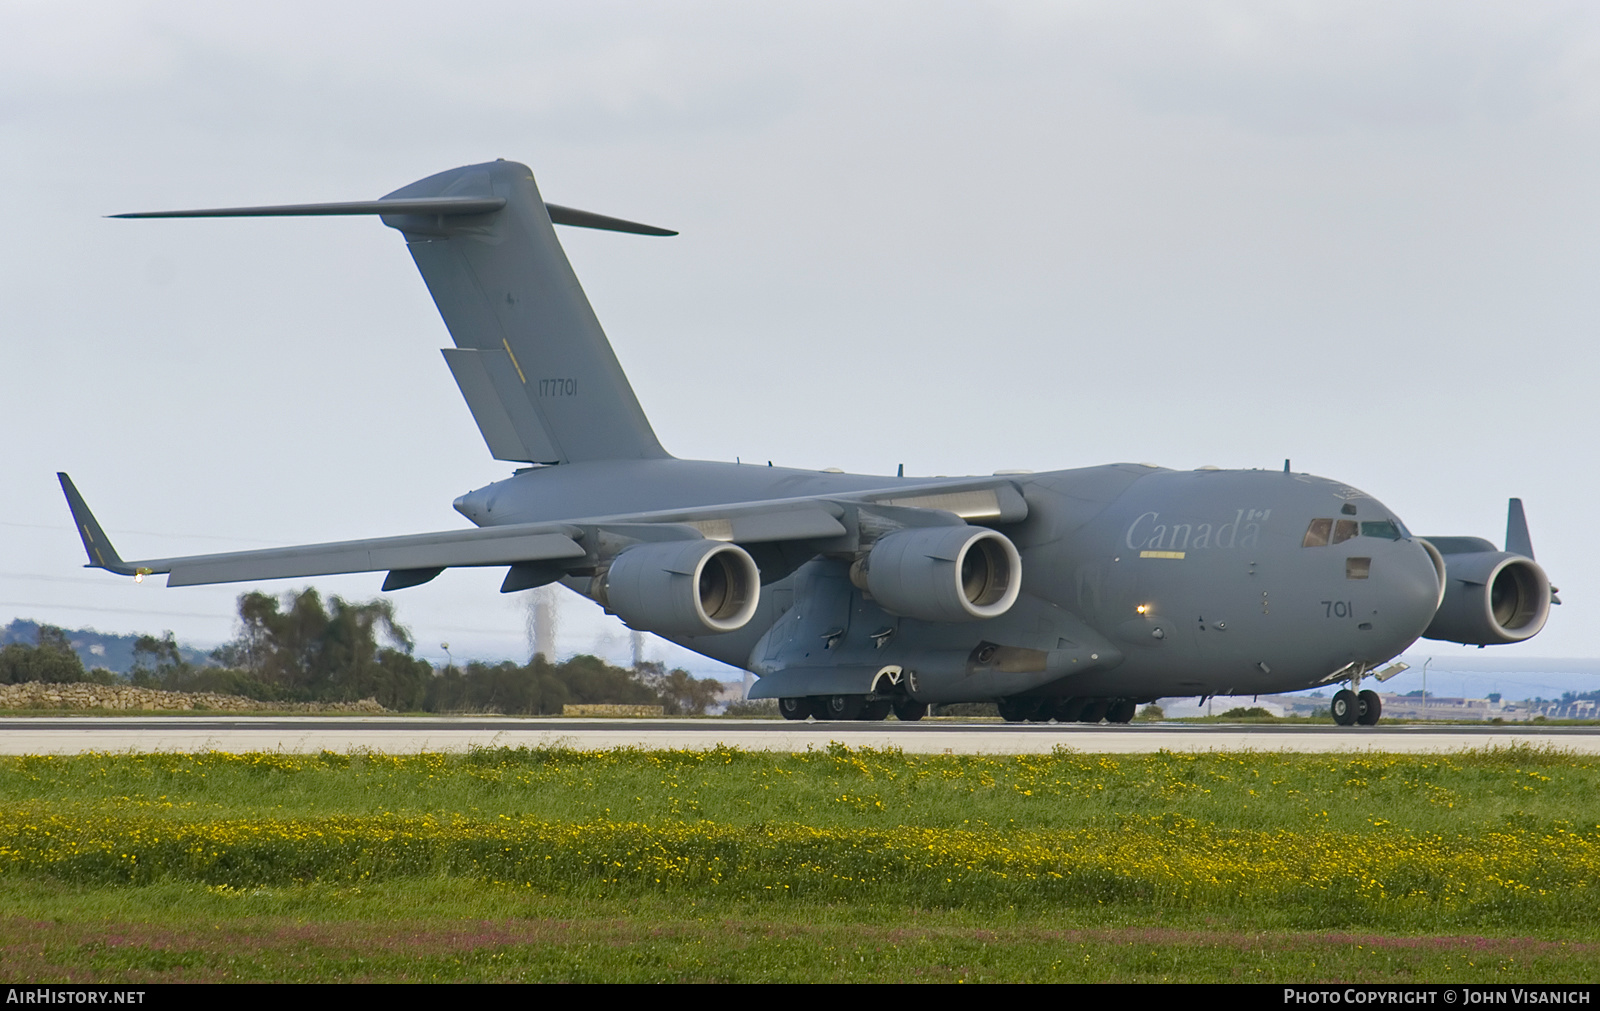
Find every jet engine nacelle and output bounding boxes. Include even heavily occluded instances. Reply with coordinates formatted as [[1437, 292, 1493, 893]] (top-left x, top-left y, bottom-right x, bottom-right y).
[[605, 540, 761, 637], [861, 525, 1021, 623], [1421, 547, 1551, 646]]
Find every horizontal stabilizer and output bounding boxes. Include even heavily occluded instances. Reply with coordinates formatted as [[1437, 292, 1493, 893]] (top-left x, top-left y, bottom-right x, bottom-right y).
[[110, 197, 507, 219], [545, 204, 677, 236], [110, 198, 676, 236]]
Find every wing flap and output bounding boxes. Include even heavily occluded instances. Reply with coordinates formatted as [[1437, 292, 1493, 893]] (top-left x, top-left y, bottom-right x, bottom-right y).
[[868, 484, 1027, 522], [681, 506, 848, 543], [157, 529, 585, 587]]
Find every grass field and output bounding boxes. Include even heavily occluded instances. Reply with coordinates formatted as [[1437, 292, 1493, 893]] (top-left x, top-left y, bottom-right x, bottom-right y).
[[2, 744, 1597, 982]]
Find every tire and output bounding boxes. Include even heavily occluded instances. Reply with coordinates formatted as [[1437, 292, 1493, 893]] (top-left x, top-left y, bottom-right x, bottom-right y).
[[1357, 689, 1382, 726], [1080, 699, 1111, 724], [892, 700, 928, 722], [996, 698, 1036, 723], [860, 699, 893, 722], [779, 697, 810, 721], [1106, 699, 1137, 724], [820, 694, 865, 721], [1331, 689, 1358, 726], [1052, 697, 1088, 723]]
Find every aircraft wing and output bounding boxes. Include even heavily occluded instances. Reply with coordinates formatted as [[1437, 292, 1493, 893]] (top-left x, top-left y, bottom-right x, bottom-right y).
[[58, 473, 1025, 590], [58, 473, 588, 586]]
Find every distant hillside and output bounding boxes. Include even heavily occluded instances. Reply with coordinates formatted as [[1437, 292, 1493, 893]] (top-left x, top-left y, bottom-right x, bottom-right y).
[[0, 619, 213, 674]]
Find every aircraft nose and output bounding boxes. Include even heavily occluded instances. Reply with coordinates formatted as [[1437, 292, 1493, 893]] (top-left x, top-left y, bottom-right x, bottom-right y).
[[1383, 538, 1445, 639]]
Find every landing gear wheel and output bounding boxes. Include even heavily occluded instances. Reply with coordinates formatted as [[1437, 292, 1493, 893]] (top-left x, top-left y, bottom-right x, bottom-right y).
[[821, 694, 865, 721], [1106, 699, 1137, 724], [779, 697, 810, 721], [892, 700, 928, 722], [1080, 699, 1111, 724], [1052, 697, 1087, 723], [996, 698, 1037, 723], [1357, 689, 1382, 726], [860, 699, 893, 722], [1331, 689, 1358, 726]]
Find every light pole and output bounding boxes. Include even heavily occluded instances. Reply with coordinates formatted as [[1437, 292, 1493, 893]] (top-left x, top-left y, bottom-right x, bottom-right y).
[[1422, 657, 1431, 719], [441, 642, 454, 671]]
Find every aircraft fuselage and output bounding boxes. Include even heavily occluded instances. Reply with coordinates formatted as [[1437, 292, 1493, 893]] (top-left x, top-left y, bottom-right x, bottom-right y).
[[456, 458, 1442, 702]]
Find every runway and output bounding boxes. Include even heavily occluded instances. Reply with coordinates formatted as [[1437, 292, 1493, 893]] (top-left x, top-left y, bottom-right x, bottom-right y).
[[2, 717, 1598, 755]]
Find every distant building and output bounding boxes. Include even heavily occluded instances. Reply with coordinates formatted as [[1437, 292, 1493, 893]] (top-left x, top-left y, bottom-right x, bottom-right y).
[[1155, 690, 1585, 721]]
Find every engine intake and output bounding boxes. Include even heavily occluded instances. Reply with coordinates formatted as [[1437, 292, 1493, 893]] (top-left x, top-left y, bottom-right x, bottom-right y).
[[605, 540, 761, 636], [1421, 547, 1551, 646], [861, 526, 1021, 623]]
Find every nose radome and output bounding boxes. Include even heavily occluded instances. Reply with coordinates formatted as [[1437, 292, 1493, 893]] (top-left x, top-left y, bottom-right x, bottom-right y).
[[1386, 539, 1446, 639]]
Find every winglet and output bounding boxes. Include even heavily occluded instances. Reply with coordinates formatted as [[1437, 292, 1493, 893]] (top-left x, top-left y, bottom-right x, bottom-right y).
[[1506, 498, 1535, 560], [56, 473, 139, 576]]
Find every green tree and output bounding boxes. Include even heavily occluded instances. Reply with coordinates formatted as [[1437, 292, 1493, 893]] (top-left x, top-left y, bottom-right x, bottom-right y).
[[425, 655, 677, 715], [557, 655, 661, 709], [131, 631, 185, 687], [215, 589, 431, 704], [0, 625, 105, 685], [641, 663, 725, 715]]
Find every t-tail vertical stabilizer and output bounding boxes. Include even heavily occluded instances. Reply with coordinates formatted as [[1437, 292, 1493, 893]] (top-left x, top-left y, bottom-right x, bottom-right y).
[[113, 160, 677, 466], [380, 161, 671, 465]]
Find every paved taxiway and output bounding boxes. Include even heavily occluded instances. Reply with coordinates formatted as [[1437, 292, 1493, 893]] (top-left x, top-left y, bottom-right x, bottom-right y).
[[1, 717, 1597, 755]]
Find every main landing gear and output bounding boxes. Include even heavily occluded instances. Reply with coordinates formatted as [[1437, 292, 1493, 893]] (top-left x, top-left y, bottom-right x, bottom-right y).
[[996, 696, 1141, 725], [778, 695, 928, 722]]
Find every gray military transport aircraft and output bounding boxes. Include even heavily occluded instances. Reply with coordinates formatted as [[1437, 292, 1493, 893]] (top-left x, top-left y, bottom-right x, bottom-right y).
[[59, 159, 1558, 726]]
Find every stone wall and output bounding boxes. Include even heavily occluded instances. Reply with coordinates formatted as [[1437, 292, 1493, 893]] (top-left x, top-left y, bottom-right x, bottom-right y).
[[561, 704, 665, 718], [0, 681, 389, 713]]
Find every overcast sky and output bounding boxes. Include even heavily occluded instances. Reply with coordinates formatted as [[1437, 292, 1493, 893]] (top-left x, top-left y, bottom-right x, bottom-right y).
[[3, 2, 1598, 690]]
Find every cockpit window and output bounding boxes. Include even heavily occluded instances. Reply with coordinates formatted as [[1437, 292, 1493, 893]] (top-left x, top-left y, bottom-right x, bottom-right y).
[[1302, 518, 1332, 547], [1305, 516, 1408, 547]]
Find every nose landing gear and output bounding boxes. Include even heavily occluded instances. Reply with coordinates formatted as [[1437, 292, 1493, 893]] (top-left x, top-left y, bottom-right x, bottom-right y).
[[1357, 689, 1382, 725], [1331, 689, 1358, 725], [1329, 668, 1385, 727]]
